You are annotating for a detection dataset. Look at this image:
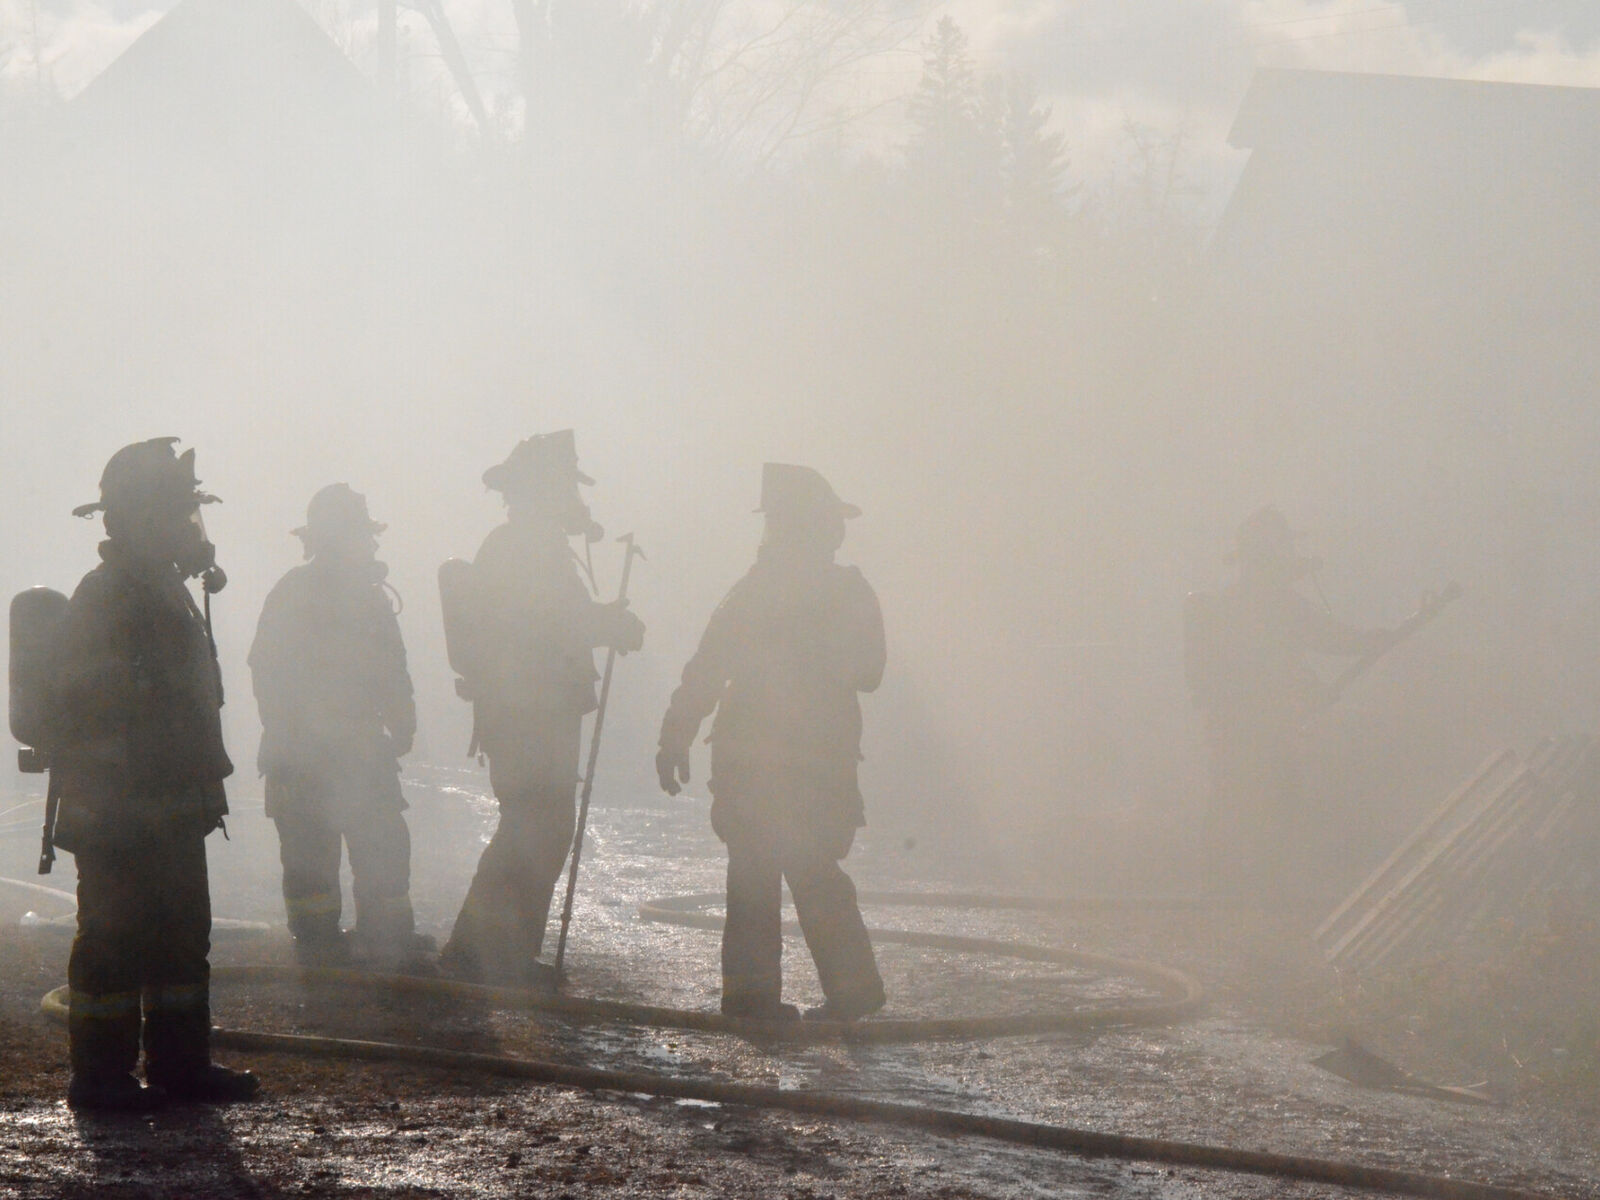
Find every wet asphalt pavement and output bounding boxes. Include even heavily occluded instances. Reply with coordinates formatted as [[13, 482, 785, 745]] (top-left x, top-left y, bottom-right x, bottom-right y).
[[1, 764, 1596, 1197]]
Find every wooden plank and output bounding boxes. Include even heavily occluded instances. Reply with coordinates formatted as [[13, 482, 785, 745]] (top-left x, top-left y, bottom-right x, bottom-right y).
[[1326, 759, 1532, 964], [1356, 738, 1583, 971], [1497, 740, 1600, 915], [1325, 749, 1540, 966], [1344, 763, 1548, 971], [1315, 747, 1518, 949], [1338, 738, 1569, 971], [1450, 738, 1586, 931], [1414, 745, 1575, 956]]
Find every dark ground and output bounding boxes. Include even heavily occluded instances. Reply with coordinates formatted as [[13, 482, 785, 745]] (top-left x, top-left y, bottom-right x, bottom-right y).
[[1, 767, 1597, 1199]]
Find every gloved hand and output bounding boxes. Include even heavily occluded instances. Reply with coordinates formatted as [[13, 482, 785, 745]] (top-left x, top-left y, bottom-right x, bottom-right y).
[[818, 812, 859, 860], [820, 822, 858, 861], [602, 601, 646, 654], [656, 746, 690, 796]]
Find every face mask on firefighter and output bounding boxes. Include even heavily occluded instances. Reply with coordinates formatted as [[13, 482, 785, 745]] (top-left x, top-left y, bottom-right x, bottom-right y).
[[507, 476, 603, 541], [175, 506, 224, 589], [565, 501, 604, 543]]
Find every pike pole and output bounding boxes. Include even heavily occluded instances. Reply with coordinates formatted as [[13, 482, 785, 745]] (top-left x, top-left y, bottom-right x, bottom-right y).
[[554, 533, 644, 978], [1300, 581, 1462, 731]]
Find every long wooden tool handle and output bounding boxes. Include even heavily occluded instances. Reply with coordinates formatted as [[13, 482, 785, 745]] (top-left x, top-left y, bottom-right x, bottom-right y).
[[554, 535, 641, 975], [1308, 581, 1462, 727]]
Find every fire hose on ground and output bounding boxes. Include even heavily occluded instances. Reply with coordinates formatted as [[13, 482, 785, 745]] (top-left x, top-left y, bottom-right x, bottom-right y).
[[1, 875, 1560, 1200]]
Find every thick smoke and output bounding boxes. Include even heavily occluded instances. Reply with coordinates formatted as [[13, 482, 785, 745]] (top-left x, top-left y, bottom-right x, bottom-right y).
[[3, 0, 1600, 897]]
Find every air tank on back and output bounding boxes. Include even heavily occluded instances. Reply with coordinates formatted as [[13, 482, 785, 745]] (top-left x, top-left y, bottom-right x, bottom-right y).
[[9, 586, 69, 769]]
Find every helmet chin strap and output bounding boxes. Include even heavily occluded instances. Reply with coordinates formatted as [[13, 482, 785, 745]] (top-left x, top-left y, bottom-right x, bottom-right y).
[[580, 533, 599, 597], [568, 505, 604, 596]]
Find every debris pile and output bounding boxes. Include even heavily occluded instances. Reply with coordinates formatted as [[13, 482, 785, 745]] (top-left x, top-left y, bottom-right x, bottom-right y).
[[1317, 736, 1600, 973]]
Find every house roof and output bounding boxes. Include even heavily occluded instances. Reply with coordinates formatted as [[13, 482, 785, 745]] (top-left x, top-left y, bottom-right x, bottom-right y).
[[1207, 68, 1600, 410], [1230, 67, 1600, 157], [61, 0, 382, 161], [1215, 68, 1600, 271]]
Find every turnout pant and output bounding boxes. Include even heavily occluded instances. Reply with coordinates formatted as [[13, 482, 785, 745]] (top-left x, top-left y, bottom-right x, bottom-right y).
[[443, 713, 582, 981], [273, 801, 415, 951], [715, 788, 882, 1010], [68, 829, 212, 1087], [1204, 719, 1303, 902]]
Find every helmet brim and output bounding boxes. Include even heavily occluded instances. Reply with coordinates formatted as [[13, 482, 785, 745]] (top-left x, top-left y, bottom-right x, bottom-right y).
[[754, 501, 861, 518], [73, 491, 219, 519], [482, 465, 596, 491], [292, 520, 387, 540]]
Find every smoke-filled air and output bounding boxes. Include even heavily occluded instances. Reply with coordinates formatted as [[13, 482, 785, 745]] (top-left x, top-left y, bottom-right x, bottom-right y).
[[2, 1, 1599, 1196]]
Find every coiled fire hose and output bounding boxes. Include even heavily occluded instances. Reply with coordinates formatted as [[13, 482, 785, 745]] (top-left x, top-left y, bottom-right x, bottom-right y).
[[4, 875, 1560, 1200]]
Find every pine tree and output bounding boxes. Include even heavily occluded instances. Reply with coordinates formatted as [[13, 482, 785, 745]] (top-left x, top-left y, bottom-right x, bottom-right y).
[[906, 15, 999, 208], [998, 72, 1070, 242], [908, 15, 977, 159]]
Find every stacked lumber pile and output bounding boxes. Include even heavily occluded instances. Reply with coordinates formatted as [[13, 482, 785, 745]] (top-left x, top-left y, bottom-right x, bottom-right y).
[[1316, 736, 1600, 973]]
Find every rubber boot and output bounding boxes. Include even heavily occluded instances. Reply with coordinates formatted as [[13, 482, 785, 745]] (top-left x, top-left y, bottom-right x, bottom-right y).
[[721, 994, 800, 1022], [293, 929, 353, 968], [67, 1072, 165, 1112], [803, 984, 886, 1022], [159, 1064, 260, 1104], [388, 932, 440, 978]]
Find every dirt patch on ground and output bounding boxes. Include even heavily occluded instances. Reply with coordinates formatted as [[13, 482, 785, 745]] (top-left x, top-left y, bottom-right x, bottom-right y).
[[1306, 903, 1600, 1113]]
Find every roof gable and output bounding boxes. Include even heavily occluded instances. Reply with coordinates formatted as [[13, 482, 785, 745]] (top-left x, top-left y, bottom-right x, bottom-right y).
[[1230, 67, 1600, 159], [63, 0, 380, 160]]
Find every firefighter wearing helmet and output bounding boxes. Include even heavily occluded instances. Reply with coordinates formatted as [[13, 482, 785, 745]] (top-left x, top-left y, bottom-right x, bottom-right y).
[[248, 484, 426, 970], [1185, 506, 1394, 900], [656, 464, 886, 1022], [50, 438, 258, 1109], [437, 431, 644, 986]]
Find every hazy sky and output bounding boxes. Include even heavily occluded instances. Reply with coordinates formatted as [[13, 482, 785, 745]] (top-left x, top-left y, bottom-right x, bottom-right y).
[[7, 0, 1600, 211]]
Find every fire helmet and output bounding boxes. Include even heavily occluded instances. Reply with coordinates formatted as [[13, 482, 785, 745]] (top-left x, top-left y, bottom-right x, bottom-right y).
[[756, 463, 861, 522], [72, 438, 220, 520], [482, 429, 595, 494], [1231, 505, 1317, 574], [293, 483, 385, 556]]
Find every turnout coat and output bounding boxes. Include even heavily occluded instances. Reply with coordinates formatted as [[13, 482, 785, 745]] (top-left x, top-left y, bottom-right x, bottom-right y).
[[50, 542, 232, 854], [249, 559, 414, 820], [659, 542, 885, 845]]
